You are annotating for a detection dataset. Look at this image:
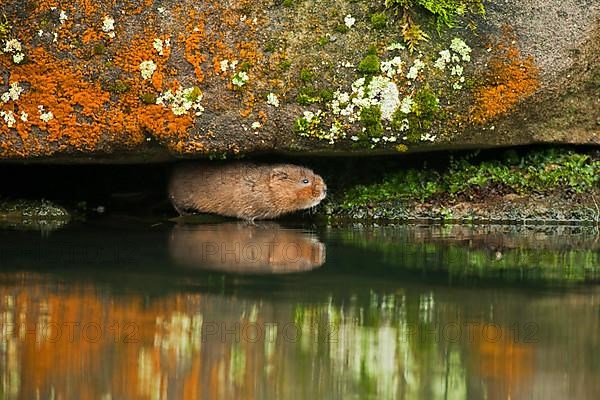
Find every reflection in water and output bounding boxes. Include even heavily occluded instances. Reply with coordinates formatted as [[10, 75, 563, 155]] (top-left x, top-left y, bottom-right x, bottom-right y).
[[0, 274, 599, 400], [0, 223, 599, 399], [339, 224, 600, 283], [169, 222, 326, 274]]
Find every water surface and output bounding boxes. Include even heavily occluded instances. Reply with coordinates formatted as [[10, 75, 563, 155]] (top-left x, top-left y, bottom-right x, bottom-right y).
[[0, 220, 598, 399]]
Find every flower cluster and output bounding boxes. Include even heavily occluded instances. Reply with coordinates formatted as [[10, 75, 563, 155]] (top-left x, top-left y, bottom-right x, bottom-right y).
[[232, 71, 249, 87], [153, 38, 170, 56], [1, 82, 24, 103], [38, 105, 54, 122], [102, 16, 115, 38], [1, 38, 25, 64], [294, 37, 473, 147], [0, 83, 26, 128], [139, 60, 157, 80], [156, 86, 204, 116], [434, 37, 472, 90], [266, 93, 279, 107]]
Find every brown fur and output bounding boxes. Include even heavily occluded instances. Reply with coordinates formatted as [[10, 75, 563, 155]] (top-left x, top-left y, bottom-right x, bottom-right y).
[[169, 222, 326, 273], [168, 162, 327, 220]]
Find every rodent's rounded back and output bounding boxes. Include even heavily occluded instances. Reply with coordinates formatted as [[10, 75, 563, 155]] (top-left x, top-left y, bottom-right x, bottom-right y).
[[169, 162, 327, 220]]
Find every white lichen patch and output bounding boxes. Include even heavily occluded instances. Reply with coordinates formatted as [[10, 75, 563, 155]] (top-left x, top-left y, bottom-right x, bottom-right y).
[[344, 15, 356, 28], [380, 57, 403, 78], [1, 82, 24, 103], [59, 10, 68, 25], [0, 111, 16, 128], [294, 36, 475, 147], [266, 93, 279, 107], [450, 38, 471, 62], [20, 111, 28, 122], [153, 38, 170, 56], [139, 60, 157, 80], [406, 58, 425, 81], [38, 106, 54, 122], [367, 76, 400, 120], [156, 86, 204, 116], [232, 71, 249, 87], [399, 96, 413, 114], [2, 38, 25, 64], [102, 16, 115, 38], [251, 121, 261, 129]]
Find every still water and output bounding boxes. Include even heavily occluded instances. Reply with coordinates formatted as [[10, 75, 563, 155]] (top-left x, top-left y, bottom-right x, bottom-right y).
[[0, 220, 598, 400]]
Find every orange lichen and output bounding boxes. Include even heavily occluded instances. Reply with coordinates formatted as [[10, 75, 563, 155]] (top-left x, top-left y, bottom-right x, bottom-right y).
[[0, 0, 269, 158], [470, 34, 540, 124], [1, 47, 112, 154]]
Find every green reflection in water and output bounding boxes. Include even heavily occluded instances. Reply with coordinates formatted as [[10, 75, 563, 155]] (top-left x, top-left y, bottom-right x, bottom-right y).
[[335, 224, 600, 283]]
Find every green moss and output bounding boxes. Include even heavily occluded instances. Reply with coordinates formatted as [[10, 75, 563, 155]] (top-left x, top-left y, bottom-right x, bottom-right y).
[[370, 12, 388, 29], [357, 54, 381, 75], [384, 0, 485, 31], [264, 41, 277, 52], [296, 87, 320, 105], [278, 59, 292, 70], [238, 61, 251, 72], [335, 24, 349, 34], [92, 43, 106, 55], [318, 88, 334, 103], [413, 87, 440, 117], [184, 86, 202, 102], [337, 149, 600, 210], [359, 106, 384, 138], [296, 87, 334, 106], [0, 15, 11, 40], [317, 36, 329, 46], [299, 68, 313, 83], [140, 93, 157, 104], [109, 80, 131, 94]]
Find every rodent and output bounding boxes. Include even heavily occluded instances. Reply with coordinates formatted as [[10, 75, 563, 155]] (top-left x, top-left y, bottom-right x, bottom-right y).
[[168, 162, 327, 220]]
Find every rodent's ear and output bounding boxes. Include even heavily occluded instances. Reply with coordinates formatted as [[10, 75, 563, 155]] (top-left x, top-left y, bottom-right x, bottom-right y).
[[270, 168, 289, 181]]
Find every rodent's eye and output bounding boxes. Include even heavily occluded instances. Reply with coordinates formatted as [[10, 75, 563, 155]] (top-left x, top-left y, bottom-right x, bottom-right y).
[[302, 178, 310, 184]]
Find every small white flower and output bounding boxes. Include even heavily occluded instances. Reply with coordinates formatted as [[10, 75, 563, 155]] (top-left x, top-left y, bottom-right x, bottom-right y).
[[102, 16, 115, 32], [420, 133, 437, 142], [153, 39, 164, 55], [59, 10, 68, 24], [0, 93, 8, 103], [157, 7, 165, 13], [251, 121, 261, 129], [450, 38, 471, 62], [38, 30, 44, 37], [350, 135, 359, 141], [39, 106, 54, 122], [450, 65, 463, 76], [400, 96, 413, 114], [344, 15, 356, 28], [139, 60, 157, 80], [13, 53, 24, 64], [8, 82, 23, 101], [232, 71, 249, 87], [434, 49, 451, 70], [1, 111, 16, 128], [20, 111, 28, 122], [303, 110, 315, 121], [386, 42, 405, 51], [219, 59, 229, 73], [53, 32, 58, 43], [266, 93, 279, 107], [3, 39, 22, 53], [406, 59, 425, 80]]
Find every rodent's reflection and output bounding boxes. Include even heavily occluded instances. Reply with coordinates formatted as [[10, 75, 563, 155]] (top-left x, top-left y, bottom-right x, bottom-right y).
[[169, 222, 326, 274]]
